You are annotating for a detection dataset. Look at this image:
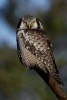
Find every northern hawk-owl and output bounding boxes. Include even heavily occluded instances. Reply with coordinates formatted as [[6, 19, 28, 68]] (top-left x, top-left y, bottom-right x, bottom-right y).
[[16, 15, 64, 86]]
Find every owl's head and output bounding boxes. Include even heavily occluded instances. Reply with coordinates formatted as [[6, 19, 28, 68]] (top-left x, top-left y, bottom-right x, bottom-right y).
[[17, 15, 43, 30]]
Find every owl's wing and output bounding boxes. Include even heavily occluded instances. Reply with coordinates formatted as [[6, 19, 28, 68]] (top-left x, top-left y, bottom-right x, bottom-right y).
[[16, 39, 23, 64], [23, 29, 64, 85]]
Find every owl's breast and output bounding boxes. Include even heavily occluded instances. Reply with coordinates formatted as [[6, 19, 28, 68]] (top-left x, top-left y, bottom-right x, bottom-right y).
[[17, 30, 38, 67], [16, 30, 47, 72]]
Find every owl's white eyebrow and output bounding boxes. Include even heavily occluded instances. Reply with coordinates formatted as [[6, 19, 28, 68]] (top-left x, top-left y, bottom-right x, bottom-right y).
[[22, 20, 27, 24], [31, 19, 36, 22]]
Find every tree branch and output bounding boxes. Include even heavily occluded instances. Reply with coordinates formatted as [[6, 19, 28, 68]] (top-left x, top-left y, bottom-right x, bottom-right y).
[[33, 67, 67, 100]]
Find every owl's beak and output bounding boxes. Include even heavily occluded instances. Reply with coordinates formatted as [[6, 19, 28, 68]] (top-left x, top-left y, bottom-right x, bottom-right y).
[[27, 23, 31, 29], [28, 24, 31, 29]]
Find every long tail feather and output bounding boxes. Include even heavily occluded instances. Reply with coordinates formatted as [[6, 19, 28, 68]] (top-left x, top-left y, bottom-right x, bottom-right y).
[[33, 67, 67, 100]]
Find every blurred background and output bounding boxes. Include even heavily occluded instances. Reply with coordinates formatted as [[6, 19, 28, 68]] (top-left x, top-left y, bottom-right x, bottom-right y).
[[0, 0, 67, 100]]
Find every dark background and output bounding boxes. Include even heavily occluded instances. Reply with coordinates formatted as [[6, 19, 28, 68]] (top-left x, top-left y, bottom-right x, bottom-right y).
[[0, 0, 67, 100]]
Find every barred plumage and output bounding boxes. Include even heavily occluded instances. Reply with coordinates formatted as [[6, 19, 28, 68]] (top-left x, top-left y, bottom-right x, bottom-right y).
[[16, 15, 64, 86]]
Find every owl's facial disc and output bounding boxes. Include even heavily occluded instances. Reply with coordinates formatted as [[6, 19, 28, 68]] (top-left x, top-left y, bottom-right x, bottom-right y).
[[30, 18, 44, 29], [19, 19, 38, 29], [17, 16, 44, 30], [30, 20, 38, 29], [19, 20, 28, 29]]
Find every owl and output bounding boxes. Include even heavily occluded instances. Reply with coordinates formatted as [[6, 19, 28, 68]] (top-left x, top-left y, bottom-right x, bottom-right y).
[[16, 15, 64, 86]]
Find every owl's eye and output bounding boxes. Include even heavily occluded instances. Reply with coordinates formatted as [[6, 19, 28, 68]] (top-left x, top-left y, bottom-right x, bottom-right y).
[[31, 21, 38, 29], [22, 21, 27, 25], [31, 21, 35, 26]]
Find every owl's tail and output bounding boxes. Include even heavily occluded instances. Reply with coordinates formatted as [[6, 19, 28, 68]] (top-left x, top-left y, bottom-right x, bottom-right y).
[[33, 67, 67, 100]]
